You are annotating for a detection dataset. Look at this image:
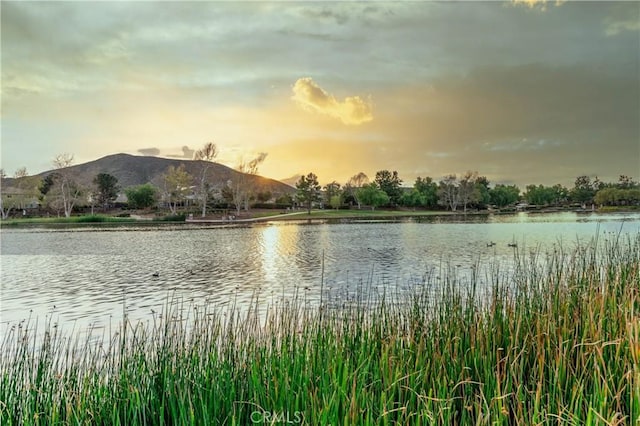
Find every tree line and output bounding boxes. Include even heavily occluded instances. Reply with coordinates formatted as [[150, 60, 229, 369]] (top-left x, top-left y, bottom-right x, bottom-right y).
[[294, 171, 639, 213], [1, 148, 638, 219]]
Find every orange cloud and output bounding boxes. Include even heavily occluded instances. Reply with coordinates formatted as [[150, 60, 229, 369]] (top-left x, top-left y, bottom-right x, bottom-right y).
[[291, 77, 373, 125]]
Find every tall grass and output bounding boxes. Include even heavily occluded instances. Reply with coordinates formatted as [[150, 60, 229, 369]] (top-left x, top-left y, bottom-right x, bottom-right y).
[[1, 234, 638, 425]]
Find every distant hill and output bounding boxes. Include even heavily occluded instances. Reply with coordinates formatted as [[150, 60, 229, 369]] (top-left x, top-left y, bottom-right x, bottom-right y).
[[279, 174, 303, 187], [4, 153, 294, 195]]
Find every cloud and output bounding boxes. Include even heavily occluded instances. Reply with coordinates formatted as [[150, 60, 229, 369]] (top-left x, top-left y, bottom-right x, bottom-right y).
[[604, 4, 640, 36], [167, 146, 195, 159], [138, 147, 160, 156], [510, 0, 564, 11], [291, 77, 373, 125]]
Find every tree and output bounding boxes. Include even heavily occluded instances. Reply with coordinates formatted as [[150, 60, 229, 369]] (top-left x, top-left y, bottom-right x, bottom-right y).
[[489, 184, 520, 207], [323, 181, 341, 207], [255, 191, 272, 203], [1, 167, 40, 219], [594, 187, 640, 206], [618, 175, 637, 189], [473, 176, 491, 209], [400, 189, 425, 208], [357, 183, 389, 210], [228, 153, 267, 216], [39, 174, 56, 197], [193, 142, 218, 217], [374, 170, 402, 206], [125, 184, 158, 209], [570, 175, 596, 205], [329, 194, 342, 210], [458, 171, 479, 212], [438, 174, 459, 211], [52, 153, 82, 217], [413, 176, 439, 208], [344, 172, 369, 209], [162, 164, 193, 214], [524, 184, 568, 206], [275, 193, 294, 206], [93, 173, 119, 211], [295, 173, 321, 214]]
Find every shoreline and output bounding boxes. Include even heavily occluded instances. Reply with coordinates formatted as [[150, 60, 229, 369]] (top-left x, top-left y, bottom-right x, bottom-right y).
[[1, 207, 638, 229]]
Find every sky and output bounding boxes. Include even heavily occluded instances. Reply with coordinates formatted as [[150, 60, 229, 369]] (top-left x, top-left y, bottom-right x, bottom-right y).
[[1, 0, 639, 188]]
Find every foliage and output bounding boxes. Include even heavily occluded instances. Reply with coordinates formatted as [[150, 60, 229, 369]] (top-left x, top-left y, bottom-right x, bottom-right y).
[[594, 187, 640, 206], [524, 184, 568, 205], [323, 181, 341, 206], [570, 175, 597, 204], [399, 189, 425, 208], [162, 164, 193, 215], [374, 170, 402, 206], [344, 172, 369, 209], [401, 177, 439, 208], [413, 176, 439, 208], [154, 214, 187, 222], [295, 173, 321, 214], [2, 235, 638, 424], [473, 175, 491, 208], [125, 184, 158, 209], [275, 193, 294, 206], [38, 174, 57, 197], [255, 191, 272, 203], [489, 184, 520, 207], [93, 173, 119, 209], [329, 194, 342, 210], [356, 183, 389, 210]]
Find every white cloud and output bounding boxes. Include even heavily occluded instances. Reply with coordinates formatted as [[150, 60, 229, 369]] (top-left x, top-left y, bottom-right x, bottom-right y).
[[291, 77, 373, 125]]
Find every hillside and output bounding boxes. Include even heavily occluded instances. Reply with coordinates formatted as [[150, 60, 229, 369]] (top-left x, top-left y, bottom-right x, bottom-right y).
[[5, 154, 294, 196]]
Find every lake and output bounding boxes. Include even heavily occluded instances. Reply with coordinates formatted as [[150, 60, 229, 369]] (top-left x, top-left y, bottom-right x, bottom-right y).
[[1, 212, 639, 339]]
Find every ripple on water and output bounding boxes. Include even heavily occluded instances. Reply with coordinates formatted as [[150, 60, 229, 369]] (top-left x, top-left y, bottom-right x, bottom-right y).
[[1, 214, 639, 338]]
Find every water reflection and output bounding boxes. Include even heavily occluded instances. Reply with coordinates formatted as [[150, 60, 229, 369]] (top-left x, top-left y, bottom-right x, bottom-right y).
[[1, 212, 638, 338]]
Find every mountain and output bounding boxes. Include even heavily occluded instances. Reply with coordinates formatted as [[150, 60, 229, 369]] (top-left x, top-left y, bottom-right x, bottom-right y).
[[8, 154, 294, 195], [279, 174, 303, 187]]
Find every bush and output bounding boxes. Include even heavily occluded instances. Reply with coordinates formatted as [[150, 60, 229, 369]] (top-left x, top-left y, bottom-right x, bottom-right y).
[[154, 214, 186, 222], [76, 215, 108, 223]]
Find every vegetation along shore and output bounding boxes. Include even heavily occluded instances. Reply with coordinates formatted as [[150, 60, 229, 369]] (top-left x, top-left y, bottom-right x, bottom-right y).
[[1, 233, 638, 424], [1, 149, 638, 223]]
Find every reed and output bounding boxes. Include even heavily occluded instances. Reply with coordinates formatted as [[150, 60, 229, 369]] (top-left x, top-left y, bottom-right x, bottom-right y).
[[1, 233, 638, 425]]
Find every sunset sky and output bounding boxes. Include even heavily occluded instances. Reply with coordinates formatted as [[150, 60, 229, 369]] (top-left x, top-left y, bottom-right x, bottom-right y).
[[1, 1, 638, 188]]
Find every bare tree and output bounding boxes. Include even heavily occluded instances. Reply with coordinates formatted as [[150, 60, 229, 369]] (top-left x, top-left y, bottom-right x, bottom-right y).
[[52, 154, 82, 218], [346, 172, 369, 209], [458, 171, 479, 213], [438, 174, 459, 212], [229, 153, 267, 216], [193, 142, 218, 217]]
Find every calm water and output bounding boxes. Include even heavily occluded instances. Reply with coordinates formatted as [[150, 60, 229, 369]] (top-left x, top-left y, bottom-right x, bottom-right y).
[[1, 212, 638, 337]]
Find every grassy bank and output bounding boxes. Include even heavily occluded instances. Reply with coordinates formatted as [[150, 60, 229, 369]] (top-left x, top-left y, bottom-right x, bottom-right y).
[[0, 215, 139, 226], [0, 214, 188, 227], [1, 235, 639, 425]]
